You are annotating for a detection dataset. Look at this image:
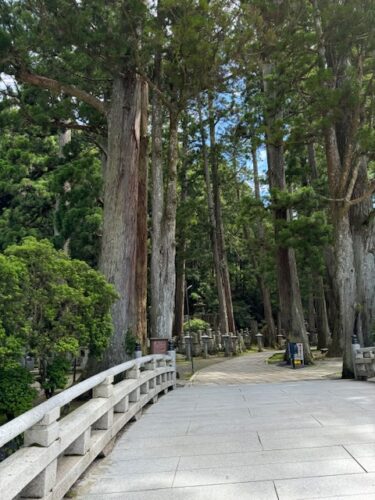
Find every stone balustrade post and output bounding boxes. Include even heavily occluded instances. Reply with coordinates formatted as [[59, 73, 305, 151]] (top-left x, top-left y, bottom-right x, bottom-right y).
[[93, 376, 114, 430], [127, 365, 141, 402], [22, 408, 60, 498]]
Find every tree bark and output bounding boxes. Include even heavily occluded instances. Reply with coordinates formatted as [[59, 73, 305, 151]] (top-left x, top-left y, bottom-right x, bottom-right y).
[[150, 106, 179, 339], [262, 62, 313, 364], [350, 156, 375, 348], [251, 144, 277, 346], [307, 142, 331, 349], [173, 118, 189, 339], [99, 73, 141, 366], [314, 275, 330, 349], [208, 95, 236, 334], [310, 0, 373, 376], [198, 104, 229, 334], [150, 54, 164, 340], [331, 212, 356, 377], [136, 80, 149, 351]]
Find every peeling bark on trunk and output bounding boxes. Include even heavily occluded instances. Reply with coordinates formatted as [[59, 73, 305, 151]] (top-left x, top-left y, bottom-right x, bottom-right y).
[[199, 105, 229, 334], [150, 106, 179, 340], [99, 74, 141, 367], [136, 81, 149, 350], [150, 55, 164, 339]]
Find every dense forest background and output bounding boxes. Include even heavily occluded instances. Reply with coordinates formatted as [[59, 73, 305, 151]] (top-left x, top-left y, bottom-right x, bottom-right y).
[[0, 0, 374, 390]]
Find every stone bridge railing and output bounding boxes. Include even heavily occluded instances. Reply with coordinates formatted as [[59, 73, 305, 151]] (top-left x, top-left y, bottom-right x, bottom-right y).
[[0, 353, 176, 500]]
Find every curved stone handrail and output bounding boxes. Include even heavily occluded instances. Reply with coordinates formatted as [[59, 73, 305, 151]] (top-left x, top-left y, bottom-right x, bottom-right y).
[[0, 353, 176, 500]]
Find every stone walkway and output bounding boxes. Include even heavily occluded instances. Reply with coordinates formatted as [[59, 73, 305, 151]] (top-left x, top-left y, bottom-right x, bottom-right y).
[[72, 354, 375, 500], [191, 351, 342, 384]]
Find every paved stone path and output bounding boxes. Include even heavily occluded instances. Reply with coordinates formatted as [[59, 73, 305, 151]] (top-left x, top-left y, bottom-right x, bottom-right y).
[[72, 354, 375, 500], [191, 351, 342, 384]]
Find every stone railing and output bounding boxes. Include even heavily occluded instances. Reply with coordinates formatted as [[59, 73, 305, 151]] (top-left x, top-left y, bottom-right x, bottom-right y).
[[0, 353, 176, 500]]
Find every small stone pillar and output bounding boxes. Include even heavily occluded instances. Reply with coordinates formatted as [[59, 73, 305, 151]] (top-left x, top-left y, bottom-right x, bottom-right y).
[[255, 332, 264, 352], [277, 333, 285, 348], [201, 334, 210, 359], [167, 339, 176, 368], [244, 328, 251, 348], [184, 335, 192, 360], [231, 334, 238, 354], [222, 334, 230, 356], [251, 320, 258, 344], [352, 334, 361, 379]]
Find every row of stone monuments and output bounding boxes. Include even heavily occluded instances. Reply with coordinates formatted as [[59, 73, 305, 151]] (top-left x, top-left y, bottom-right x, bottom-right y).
[[175, 325, 320, 359], [175, 328, 283, 359]]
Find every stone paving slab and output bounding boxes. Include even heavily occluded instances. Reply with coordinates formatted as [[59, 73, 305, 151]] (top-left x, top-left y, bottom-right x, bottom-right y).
[[275, 472, 375, 499], [73, 480, 278, 499], [72, 355, 375, 500]]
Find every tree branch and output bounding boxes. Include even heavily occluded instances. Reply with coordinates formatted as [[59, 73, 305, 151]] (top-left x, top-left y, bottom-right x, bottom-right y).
[[18, 69, 107, 116]]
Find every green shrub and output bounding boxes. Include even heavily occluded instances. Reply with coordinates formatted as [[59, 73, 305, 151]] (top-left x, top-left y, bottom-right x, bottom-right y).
[[183, 318, 210, 333], [41, 356, 71, 398], [124, 330, 137, 356], [0, 366, 37, 420]]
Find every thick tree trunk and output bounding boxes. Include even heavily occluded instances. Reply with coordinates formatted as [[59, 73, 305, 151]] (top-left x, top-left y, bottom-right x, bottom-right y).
[[310, 0, 370, 377], [136, 81, 149, 351], [198, 105, 229, 334], [151, 110, 179, 339], [262, 63, 313, 363], [251, 145, 277, 345], [330, 212, 356, 377], [150, 57, 164, 339], [173, 120, 189, 339], [350, 156, 375, 348], [99, 74, 141, 367], [208, 95, 236, 334]]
